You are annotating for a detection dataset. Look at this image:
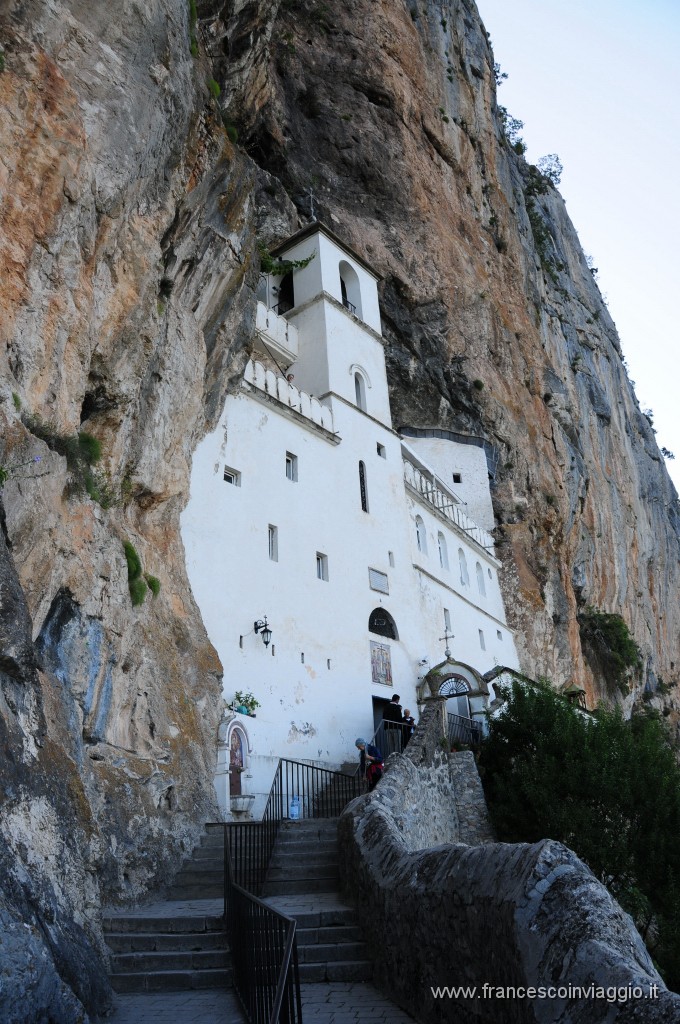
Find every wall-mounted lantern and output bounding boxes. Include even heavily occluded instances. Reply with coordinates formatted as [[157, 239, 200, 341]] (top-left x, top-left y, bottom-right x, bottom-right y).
[[254, 617, 273, 648]]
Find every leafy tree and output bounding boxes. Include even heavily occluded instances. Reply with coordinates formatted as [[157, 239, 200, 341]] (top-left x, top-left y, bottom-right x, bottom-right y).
[[536, 153, 563, 186], [479, 679, 680, 988]]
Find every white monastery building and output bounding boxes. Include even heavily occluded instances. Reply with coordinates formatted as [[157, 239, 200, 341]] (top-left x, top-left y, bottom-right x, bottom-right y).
[[181, 223, 520, 817]]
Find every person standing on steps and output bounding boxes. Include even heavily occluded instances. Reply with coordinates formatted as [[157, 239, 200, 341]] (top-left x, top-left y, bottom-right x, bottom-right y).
[[382, 693, 404, 754], [355, 738, 384, 791], [402, 708, 416, 746]]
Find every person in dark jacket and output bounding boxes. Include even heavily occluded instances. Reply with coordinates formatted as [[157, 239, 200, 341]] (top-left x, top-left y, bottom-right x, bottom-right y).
[[355, 738, 383, 790]]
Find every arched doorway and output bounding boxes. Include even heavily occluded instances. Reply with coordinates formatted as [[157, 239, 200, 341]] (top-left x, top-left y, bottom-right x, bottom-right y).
[[228, 725, 247, 796], [438, 674, 480, 747]]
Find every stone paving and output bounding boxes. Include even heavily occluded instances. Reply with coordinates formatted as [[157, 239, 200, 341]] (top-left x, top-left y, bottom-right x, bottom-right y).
[[105, 982, 416, 1023]]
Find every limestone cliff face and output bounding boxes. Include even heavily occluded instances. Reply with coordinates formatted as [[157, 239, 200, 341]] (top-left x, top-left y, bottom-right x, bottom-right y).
[[0, 0, 678, 1015], [213, 0, 680, 706]]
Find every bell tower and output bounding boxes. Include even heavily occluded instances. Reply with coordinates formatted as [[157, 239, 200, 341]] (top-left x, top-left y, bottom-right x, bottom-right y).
[[262, 223, 392, 429]]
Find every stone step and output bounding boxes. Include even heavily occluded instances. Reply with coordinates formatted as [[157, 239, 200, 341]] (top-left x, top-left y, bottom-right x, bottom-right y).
[[265, 865, 338, 882], [297, 960, 373, 983], [111, 949, 228, 974], [192, 847, 226, 862], [166, 884, 224, 899], [296, 924, 361, 944], [262, 877, 339, 896], [171, 869, 224, 886], [106, 931, 229, 953], [269, 851, 338, 868], [298, 941, 367, 964], [103, 913, 224, 934], [271, 906, 356, 929], [110, 967, 232, 993]]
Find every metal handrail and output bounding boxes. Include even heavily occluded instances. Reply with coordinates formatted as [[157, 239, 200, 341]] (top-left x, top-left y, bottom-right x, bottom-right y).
[[342, 297, 357, 315], [223, 826, 302, 1024], [447, 712, 483, 748], [215, 757, 362, 1023]]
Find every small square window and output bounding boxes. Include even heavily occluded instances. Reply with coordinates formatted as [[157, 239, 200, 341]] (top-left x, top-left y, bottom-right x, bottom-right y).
[[223, 466, 241, 486], [268, 525, 278, 562], [453, 472, 462, 484], [285, 452, 298, 482], [368, 568, 389, 594], [316, 552, 329, 581], [376, 443, 386, 458]]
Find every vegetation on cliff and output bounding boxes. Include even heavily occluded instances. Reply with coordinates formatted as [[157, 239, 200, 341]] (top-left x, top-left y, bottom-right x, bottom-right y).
[[479, 679, 680, 987]]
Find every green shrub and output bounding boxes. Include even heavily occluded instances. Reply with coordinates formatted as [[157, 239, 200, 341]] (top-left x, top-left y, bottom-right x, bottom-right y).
[[578, 606, 641, 689], [257, 241, 315, 276], [479, 680, 680, 988], [77, 431, 102, 464], [12, 392, 21, 411], [22, 415, 116, 506], [123, 541, 142, 581], [129, 576, 148, 607], [145, 574, 161, 598], [221, 115, 239, 143], [207, 77, 221, 99], [472, 379, 484, 391]]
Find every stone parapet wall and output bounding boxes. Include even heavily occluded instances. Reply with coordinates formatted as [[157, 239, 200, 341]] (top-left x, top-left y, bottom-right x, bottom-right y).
[[338, 701, 680, 1023]]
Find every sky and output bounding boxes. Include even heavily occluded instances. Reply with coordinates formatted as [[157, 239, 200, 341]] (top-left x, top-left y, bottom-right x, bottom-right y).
[[475, 0, 680, 490]]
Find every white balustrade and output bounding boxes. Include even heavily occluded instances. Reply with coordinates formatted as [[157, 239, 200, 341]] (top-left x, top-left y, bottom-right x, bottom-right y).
[[403, 457, 494, 552], [244, 358, 335, 435]]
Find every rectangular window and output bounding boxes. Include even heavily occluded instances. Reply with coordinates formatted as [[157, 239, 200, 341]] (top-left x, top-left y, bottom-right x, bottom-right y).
[[479, 629, 486, 651], [444, 608, 451, 632], [285, 452, 298, 482], [370, 640, 393, 686], [268, 525, 278, 562], [223, 466, 241, 486], [497, 630, 503, 641], [388, 551, 395, 568], [453, 472, 462, 484], [376, 442, 386, 458], [368, 568, 389, 594], [316, 552, 329, 581]]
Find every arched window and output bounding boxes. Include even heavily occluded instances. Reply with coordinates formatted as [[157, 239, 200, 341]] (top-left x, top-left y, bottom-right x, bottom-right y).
[[458, 548, 469, 586], [354, 372, 367, 411], [339, 260, 362, 318], [277, 271, 294, 314], [368, 608, 398, 640], [476, 561, 486, 596], [438, 532, 449, 570], [416, 516, 427, 554], [359, 461, 369, 512]]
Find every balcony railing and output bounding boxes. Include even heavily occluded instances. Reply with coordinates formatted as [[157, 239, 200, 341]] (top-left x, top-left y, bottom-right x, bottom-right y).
[[342, 297, 357, 315], [403, 457, 494, 551], [447, 712, 483, 749], [245, 359, 336, 434], [256, 301, 299, 362]]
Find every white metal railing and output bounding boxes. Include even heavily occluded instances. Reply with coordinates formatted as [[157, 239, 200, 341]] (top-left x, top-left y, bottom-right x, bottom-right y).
[[403, 457, 494, 551], [244, 359, 335, 434]]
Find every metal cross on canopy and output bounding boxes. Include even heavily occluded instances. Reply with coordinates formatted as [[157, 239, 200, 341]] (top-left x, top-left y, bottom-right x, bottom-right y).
[[439, 629, 455, 659], [305, 186, 317, 221]]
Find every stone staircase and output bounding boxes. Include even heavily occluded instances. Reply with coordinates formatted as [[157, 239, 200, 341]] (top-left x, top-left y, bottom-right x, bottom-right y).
[[262, 818, 373, 983], [104, 901, 230, 993], [104, 825, 233, 992], [166, 824, 225, 899]]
